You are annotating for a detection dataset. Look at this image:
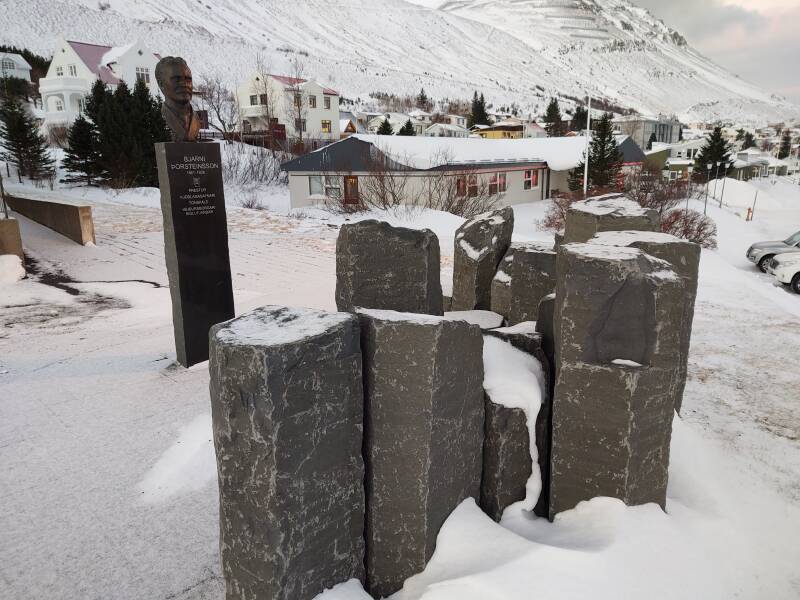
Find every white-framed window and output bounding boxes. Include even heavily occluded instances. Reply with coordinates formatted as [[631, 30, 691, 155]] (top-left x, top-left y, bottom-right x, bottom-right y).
[[56, 66, 64, 77], [249, 95, 258, 106], [309, 175, 324, 196], [669, 171, 678, 181], [1, 58, 14, 72], [324, 175, 341, 198], [54, 98, 64, 112], [135, 67, 150, 83], [321, 120, 331, 134], [524, 169, 539, 190], [295, 118, 307, 132], [308, 95, 317, 109], [324, 96, 331, 110], [489, 172, 507, 195], [78, 98, 86, 113], [68, 64, 77, 77]]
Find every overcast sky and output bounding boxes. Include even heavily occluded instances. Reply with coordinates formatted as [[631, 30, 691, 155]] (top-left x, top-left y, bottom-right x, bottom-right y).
[[634, 0, 800, 103]]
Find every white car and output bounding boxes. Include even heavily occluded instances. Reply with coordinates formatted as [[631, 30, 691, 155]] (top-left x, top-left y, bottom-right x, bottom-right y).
[[767, 252, 800, 294]]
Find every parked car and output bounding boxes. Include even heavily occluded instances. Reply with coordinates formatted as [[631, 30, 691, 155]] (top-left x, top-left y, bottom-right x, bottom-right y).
[[766, 252, 800, 294], [746, 230, 800, 272]]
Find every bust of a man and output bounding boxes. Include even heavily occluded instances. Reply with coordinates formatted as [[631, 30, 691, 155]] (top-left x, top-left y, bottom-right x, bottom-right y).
[[155, 56, 201, 143]]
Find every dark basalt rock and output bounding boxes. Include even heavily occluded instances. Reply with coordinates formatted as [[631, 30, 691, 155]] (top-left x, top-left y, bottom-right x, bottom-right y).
[[336, 220, 443, 315], [358, 309, 485, 598], [209, 306, 365, 600], [452, 207, 514, 311]]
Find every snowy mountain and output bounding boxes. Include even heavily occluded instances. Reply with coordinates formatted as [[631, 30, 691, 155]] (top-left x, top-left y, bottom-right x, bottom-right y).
[[3, 0, 797, 124]]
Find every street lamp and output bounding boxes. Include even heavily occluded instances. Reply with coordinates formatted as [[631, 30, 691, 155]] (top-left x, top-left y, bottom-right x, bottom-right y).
[[704, 162, 714, 215], [719, 161, 733, 208]]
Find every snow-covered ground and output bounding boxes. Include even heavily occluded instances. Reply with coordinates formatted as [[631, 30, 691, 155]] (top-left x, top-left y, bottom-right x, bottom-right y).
[[1, 176, 799, 599]]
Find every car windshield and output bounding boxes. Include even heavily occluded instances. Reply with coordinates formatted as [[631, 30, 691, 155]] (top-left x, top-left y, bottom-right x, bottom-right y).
[[786, 231, 800, 246]]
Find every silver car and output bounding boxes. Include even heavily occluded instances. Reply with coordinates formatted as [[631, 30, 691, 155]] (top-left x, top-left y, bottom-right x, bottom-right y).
[[746, 230, 800, 272]]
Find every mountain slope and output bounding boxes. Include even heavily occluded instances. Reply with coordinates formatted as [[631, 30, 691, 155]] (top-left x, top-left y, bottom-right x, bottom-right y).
[[1, 0, 796, 123]]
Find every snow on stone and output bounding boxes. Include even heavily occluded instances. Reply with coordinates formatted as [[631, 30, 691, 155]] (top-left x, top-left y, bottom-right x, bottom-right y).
[[214, 306, 353, 347], [458, 238, 488, 261], [314, 579, 373, 600], [0, 254, 25, 283], [592, 230, 686, 246], [482, 335, 546, 511], [493, 321, 538, 335], [492, 269, 511, 284], [444, 310, 504, 330], [357, 307, 444, 325], [562, 242, 644, 261], [572, 195, 652, 217], [612, 359, 643, 368]]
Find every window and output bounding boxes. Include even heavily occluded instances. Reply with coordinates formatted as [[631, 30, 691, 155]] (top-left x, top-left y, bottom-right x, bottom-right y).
[[54, 98, 64, 112], [321, 120, 332, 134], [259, 94, 268, 105], [295, 118, 307, 132], [308, 95, 317, 109], [524, 169, 539, 190], [324, 96, 331, 110], [468, 174, 478, 198], [456, 176, 467, 197], [1, 58, 14, 72], [56, 66, 64, 77], [294, 93, 302, 107], [78, 98, 86, 113], [135, 66, 149, 83], [249, 95, 258, 106], [68, 64, 77, 77], [309, 175, 324, 196], [489, 173, 507, 195], [324, 175, 341, 198]]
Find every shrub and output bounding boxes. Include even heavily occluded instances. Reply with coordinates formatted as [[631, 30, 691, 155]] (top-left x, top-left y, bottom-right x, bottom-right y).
[[660, 209, 718, 249]]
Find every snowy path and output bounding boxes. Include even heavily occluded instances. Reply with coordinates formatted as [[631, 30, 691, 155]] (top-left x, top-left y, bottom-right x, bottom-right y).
[[1, 192, 799, 599]]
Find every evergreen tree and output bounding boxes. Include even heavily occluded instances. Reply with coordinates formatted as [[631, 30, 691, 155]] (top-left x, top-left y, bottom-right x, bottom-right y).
[[61, 115, 103, 186], [678, 126, 683, 141], [735, 128, 745, 142], [0, 98, 54, 180], [416, 88, 429, 110], [742, 132, 756, 150], [647, 132, 657, 151], [544, 98, 565, 137], [467, 91, 490, 128], [85, 79, 111, 124], [131, 77, 170, 186], [377, 117, 394, 135], [568, 112, 623, 191], [778, 130, 792, 160], [693, 126, 731, 181], [397, 119, 416, 136], [571, 105, 588, 132]]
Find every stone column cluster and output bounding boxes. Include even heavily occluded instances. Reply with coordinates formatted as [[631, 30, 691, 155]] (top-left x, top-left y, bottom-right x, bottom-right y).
[[208, 197, 699, 600]]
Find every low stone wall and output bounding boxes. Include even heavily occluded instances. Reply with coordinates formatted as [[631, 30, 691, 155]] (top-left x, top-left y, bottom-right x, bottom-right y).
[[6, 195, 95, 245], [0, 217, 24, 261]]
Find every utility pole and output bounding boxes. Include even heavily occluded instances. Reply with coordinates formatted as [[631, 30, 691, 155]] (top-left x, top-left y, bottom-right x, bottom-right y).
[[704, 163, 713, 216], [0, 171, 7, 219], [583, 94, 591, 198]]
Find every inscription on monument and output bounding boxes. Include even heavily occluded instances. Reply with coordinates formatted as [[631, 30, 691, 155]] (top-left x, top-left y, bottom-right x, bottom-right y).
[[156, 142, 234, 367]]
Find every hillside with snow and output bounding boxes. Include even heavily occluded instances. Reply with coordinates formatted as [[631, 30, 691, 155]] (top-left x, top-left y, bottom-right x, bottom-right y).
[[1, 0, 798, 124]]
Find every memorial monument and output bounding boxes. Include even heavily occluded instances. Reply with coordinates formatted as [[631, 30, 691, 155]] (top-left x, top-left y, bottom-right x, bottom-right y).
[[155, 56, 234, 367]]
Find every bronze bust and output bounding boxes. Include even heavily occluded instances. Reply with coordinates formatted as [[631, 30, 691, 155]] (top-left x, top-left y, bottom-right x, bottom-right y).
[[155, 57, 202, 143]]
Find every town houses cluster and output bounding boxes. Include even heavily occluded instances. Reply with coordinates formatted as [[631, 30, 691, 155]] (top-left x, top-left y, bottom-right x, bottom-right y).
[[2, 36, 799, 211]]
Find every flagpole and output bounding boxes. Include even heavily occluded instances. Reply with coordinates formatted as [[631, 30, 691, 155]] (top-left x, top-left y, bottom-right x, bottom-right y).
[[583, 94, 591, 198]]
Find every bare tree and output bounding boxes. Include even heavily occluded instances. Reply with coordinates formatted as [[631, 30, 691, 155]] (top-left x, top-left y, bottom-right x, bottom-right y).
[[285, 55, 308, 145], [196, 74, 240, 139], [250, 52, 278, 131]]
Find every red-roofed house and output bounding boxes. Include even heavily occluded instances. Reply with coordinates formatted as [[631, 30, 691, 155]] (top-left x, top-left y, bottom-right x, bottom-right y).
[[237, 72, 340, 143], [39, 37, 161, 131]]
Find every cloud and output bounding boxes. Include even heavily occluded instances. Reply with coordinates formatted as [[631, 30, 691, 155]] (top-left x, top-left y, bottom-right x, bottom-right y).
[[634, 0, 800, 102]]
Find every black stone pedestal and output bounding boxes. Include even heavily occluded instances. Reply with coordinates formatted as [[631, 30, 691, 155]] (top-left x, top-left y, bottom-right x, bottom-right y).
[[156, 142, 234, 367]]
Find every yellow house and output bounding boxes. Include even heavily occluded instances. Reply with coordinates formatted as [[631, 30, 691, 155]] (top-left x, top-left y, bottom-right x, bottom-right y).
[[476, 124, 523, 139]]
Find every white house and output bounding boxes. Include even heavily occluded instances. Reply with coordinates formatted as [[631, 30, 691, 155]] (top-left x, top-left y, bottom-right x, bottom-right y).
[[38, 38, 161, 131], [423, 123, 470, 138], [280, 134, 592, 209], [365, 113, 426, 136], [237, 73, 340, 142], [0, 52, 32, 83]]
